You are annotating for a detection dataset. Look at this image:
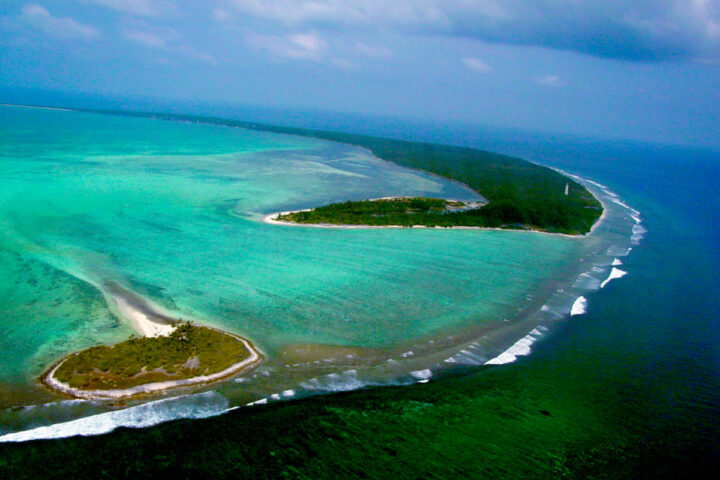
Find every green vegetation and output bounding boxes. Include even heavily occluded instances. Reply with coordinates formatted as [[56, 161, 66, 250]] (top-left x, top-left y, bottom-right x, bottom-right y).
[[52, 323, 251, 390], [78, 108, 603, 234], [276, 197, 499, 227], [286, 134, 602, 234]]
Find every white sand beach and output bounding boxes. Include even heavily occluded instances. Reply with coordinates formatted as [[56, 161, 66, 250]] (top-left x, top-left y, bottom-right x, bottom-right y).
[[109, 292, 176, 337]]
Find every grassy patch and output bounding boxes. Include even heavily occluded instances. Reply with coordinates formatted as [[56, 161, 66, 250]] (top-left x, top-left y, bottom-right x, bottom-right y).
[[52, 323, 251, 390]]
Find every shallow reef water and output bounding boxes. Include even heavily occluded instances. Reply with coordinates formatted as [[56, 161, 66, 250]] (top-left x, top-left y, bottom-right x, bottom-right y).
[[0, 106, 640, 439]]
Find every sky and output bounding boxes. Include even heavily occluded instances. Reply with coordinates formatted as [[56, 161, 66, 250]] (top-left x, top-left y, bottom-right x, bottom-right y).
[[1, 0, 719, 149]]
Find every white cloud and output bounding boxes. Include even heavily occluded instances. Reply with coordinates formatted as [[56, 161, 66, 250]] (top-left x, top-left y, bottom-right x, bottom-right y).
[[355, 42, 392, 59], [122, 22, 217, 64], [80, 0, 176, 17], [217, 0, 720, 61], [221, 0, 454, 28], [289, 32, 326, 53], [123, 28, 173, 49], [247, 31, 328, 60], [330, 57, 356, 69], [536, 74, 562, 88], [462, 57, 493, 73], [212, 8, 231, 22], [19, 4, 100, 40], [175, 45, 218, 64]]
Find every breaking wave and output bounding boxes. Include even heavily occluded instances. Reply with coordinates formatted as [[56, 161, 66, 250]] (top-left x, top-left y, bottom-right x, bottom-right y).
[[570, 296, 588, 316], [600, 268, 628, 289], [484, 328, 546, 365], [0, 391, 229, 443]]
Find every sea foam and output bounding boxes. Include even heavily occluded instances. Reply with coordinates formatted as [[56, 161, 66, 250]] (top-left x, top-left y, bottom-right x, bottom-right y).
[[0, 391, 229, 443], [570, 296, 588, 316], [300, 369, 370, 392], [607, 245, 632, 257], [631, 224, 647, 245], [444, 343, 486, 366], [573, 272, 601, 291], [600, 267, 628, 289], [410, 369, 433, 383], [484, 328, 544, 365]]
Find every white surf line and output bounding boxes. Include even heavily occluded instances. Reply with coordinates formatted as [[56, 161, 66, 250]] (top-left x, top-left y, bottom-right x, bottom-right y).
[[0, 391, 229, 443], [410, 369, 433, 383], [470, 174, 636, 369], [558, 168, 643, 232], [550, 169, 612, 237], [570, 296, 588, 316], [484, 328, 545, 366], [43, 331, 263, 400], [600, 268, 628, 289]]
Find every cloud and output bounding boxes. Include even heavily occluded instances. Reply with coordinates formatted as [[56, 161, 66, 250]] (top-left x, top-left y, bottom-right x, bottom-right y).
[[219, 0, 720, 61], [19, 4, 100, 40], [221, 0, 451, 30], [80, 0, 176, 17], [246, 30, 358, 67], [212, 8, 231, 22], [174, 45, 218, 64], [122, 22, 217, 64], [354, 42, 392, 59], [247, 31, 328, 60], [536, 74, 562, 88], [462, 57, 493, 73], [123, 28, 174, 49], [290, 32, 326, 53]]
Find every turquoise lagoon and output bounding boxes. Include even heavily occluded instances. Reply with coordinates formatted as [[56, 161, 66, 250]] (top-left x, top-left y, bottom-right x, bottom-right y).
[[0, 106, 639, 435]]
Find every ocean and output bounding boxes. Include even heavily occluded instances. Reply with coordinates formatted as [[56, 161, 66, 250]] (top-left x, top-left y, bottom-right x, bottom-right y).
[[0, 103, 717, 469]]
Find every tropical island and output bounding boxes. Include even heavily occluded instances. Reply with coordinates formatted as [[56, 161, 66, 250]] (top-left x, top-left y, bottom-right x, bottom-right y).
[[72, 108, 604, 235], [269, 134, 602, 235], [273, 197, 494, 228], [271, 192, 598, 233], [42, 286, 263, 400]]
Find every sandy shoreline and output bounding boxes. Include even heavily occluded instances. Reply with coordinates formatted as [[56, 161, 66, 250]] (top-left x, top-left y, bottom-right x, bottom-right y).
[[102, 281, 178, 338], [554, 169, 609, 237], [261, 173, 607, 239], [263, 212, 596, 238], [108, 293, 175, 337], [262, 179, 607, 239]]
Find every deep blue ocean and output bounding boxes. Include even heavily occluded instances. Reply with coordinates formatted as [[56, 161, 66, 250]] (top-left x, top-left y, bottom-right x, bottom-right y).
[[459, 126, 720, 448]]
